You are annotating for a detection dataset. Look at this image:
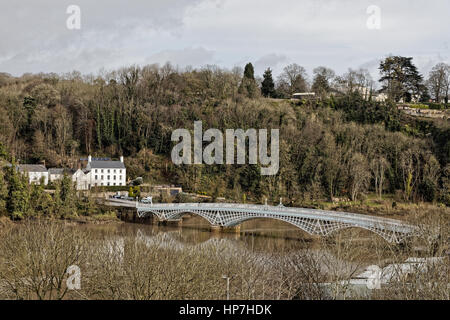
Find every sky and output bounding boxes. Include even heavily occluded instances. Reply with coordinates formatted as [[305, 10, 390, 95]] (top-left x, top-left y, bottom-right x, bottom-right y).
[[1, 0, 449, 83]]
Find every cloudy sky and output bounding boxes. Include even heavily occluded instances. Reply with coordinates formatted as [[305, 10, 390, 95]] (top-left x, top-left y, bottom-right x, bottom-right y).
[[1, 0, 449, 82]]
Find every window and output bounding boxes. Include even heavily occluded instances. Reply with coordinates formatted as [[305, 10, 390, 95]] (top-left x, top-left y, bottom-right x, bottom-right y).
[[95, 175, 98, 180], [107, 175, 110, 180], [101, 169, 104, 173], [95, 169, 97, 173], [101, 175, 104, 180], [113, 175, 116, 180], [107, 182, 110, 186], [119, 176, 122, 181], [108, 169, 110, 173], [113, 183, 116, 186], [114, 169, 116, 173]]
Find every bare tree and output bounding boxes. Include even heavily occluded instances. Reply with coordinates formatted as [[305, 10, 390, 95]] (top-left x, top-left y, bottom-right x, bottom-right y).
[[370, 156, 389, 199], [277, 64, 309, 97], [427, 63, 449, 103]]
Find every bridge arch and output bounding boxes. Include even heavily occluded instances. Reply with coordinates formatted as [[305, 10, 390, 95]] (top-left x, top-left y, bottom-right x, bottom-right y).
[[136, 207, 409, 243]]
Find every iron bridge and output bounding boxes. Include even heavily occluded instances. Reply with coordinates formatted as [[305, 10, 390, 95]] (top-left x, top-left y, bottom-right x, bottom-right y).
[[108, 199, 417, 243]]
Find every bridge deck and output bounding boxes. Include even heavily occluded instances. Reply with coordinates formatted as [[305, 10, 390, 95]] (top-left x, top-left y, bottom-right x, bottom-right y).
[[107, 199, 412, 229]]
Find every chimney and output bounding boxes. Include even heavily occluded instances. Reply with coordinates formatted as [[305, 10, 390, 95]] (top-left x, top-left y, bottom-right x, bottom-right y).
[[120, 156, 124, 163], [88, 155, 92, 163]]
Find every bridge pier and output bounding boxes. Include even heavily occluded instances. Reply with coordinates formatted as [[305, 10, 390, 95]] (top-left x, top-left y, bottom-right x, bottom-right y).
[[210, 225, 241, 234], [159, 219, 183, 227], [119, 208, 158, 225]]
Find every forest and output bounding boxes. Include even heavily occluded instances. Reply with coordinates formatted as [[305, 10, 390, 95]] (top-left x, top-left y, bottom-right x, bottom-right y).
[[0, 57, 449, 216]]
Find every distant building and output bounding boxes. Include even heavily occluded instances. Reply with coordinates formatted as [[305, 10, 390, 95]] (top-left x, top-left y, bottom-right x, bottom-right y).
[[374, 92, 388, 102], [291, 92, 316, 100], [15, 156, 126, 190], [84, 155, 126, 188], [72, 169, 91, 191], [17, 164, 48, 185], [48, 168, 75, 183]]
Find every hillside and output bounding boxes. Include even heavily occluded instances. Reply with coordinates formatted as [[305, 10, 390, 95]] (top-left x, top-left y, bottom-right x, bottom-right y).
[[0, 67, 449, 207]]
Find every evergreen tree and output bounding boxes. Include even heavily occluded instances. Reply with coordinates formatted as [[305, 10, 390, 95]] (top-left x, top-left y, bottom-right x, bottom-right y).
[[243, 63, 255, 80], [238, 63, 259, 98], [54, 174, 76, 217], [0, 169, 8, 215], [261, 68, 276, 97], [30, 183, 53, 217], [379, 56, 426, 102], [312, 66, 335, 98], [5, 161, 31, 219]]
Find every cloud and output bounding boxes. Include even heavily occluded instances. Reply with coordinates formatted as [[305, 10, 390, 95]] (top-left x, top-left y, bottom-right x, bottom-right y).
[[0, 0, 448, 77], [145, 47, 216, 68], [254, 54, 288, 74]]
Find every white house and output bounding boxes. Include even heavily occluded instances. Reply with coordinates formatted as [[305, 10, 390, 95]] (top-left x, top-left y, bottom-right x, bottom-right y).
[[72, 169, 91, 191], [16, 157, 126, 190], [17, 164, 49, 185], [48, 168, 64, 182], [48, 168, 75, 183], [84, 155, 126, 188]]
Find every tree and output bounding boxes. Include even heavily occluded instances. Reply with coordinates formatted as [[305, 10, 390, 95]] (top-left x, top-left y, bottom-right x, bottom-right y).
[[399, 149, 420, 202], [441, 164, 450, 205], [348, 153, 370, 201], [334, 68, 373, 100], [0, 169, 8, 215], [370, 156, 389, 199], [312, 66, 335, 98], [418, 154, 440, 202], [277, 64, 309, 97], [261, 68, 276, 98], [5, 161, 31, 219], [238, 63, 259, 98], [54, 174, 76, 217], [379, 56, 426, 102], [427, 63, 450, 103]]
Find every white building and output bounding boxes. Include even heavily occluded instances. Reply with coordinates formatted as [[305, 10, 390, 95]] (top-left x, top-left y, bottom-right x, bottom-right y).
[[48, 168, 75, 183], [374, 92, 388, 102], [16, 157, 126, 190], [72, 169, 91, 191], [17, 164, 49, 185], [292, 92, 316, 100], [48, 168, 63, 183], [84, 155, 126, 188]]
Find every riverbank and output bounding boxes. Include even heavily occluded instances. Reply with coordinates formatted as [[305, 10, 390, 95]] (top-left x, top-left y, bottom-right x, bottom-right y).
[[302, 197, 449, 221], [0, 212, 123, 230]]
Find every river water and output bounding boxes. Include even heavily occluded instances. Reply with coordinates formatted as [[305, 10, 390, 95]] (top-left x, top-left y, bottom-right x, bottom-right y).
[[82, 215, 384, 262]]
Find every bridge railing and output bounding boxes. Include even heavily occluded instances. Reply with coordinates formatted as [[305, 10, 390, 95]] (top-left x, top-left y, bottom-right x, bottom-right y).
[[133, 201, 416, 233], [137, 202, 406, 223]]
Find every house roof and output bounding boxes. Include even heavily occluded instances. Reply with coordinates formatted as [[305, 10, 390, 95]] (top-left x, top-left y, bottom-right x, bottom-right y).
[[48, 168, 64, 175], [86, 160, 125, 169], [48, 168, 76, 175], [18, 164, 47, 173]]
